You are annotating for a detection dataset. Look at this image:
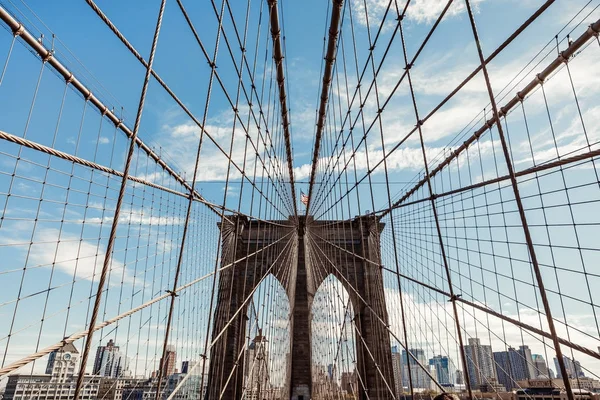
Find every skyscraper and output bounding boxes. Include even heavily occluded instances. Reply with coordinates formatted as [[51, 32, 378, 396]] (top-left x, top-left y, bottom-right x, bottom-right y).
[[554, 355, 585, 379], [493, 345, 535, 390], [493, 351, 511, 390], [160, 345, 177, 377], [463, 338, 497, 389], [244, 330, 270, 399], [401, 348, 431, 389], [532, 354, 549, 377], [93, 339, 127, 378], [518, 345, 536, 379], [391, 346, 403, 396], [429, 355, 451, 385]]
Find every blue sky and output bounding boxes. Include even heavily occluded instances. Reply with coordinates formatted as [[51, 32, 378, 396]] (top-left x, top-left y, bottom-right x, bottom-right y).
[[0, 0, 599, 390]]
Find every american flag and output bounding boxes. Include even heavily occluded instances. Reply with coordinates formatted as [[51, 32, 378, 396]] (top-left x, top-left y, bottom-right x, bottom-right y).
[[300, 191, 309, 206]]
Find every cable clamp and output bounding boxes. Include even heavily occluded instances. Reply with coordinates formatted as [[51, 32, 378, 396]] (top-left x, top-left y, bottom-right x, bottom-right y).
[[516, 91, 524, 102], [14, 24, 24, 37], [65, 73, 74, 85], [558, 51, 569, 64], [42, 51, 53, 63], [166, 290, 179, 297], [85, 91, 93, 101], [416, 119, 423, 127], [588, 24, 599, 37], [535, 73, 545, 85]]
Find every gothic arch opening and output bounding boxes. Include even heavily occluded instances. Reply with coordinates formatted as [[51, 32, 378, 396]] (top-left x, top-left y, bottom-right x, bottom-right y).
[[243, 273, 291, 400], [311, 274, 358, 399]]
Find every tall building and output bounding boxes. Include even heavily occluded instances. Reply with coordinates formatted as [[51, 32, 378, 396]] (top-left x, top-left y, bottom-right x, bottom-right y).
[[532, 354, 549, 377], [518, 345, 536, 379], [429, 355, 451, 385], [93, 339, 127, 378], [391, 346, 403, 396], [456, 370, 464, 385], [554, 355, 585, 379], [401, 348, 431, 389], [4, 343, 100, 400], [463, 338, 497, 389], [45, 342, 79, 382], [244, 330, 270, 399], [160, 345, 177, 377], [493, 345, 535, 390]]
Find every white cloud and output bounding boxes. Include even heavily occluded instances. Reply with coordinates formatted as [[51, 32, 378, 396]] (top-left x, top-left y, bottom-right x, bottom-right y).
[[351, 0, 487, 29], [27, 228, 133, 284]]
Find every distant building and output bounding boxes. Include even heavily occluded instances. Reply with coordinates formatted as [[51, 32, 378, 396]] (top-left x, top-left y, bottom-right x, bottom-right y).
[[515, 377, 600, 400], [493, 345, 535, 390], [244, 330, 270, 399], [480, 377, 507, 393], [463, 338, 497, 389], [96, 377, 124, 400], [554, 355, 585, 379], [93, 339, 128, 378], [429, 355, 451, 385], [456, 370, 464, 385], [160, 345, 177, 378], [532, 354, 549, 378], [391, 346, 403, 396], [3, 343, 100, 400], [401, 348, 432, 389]]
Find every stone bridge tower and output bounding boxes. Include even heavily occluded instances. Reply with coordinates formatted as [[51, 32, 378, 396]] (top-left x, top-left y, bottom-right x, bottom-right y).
[[206, 216, 395, 400]]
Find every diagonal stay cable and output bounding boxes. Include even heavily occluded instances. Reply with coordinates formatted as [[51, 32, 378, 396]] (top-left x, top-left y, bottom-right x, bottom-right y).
[[306, 0, 344, 215], [305, 230, 446, 392], [267, 0, 298, 218], [208, 233, 295, 348], [377, 16, 600, 218], [82, 0, 292, 218], [0, 227, 292, 378], [316, 0, 559, 220], [311, 229, 600, 362], [188, 0, 297, 215], [0, 5, 223, 214]]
